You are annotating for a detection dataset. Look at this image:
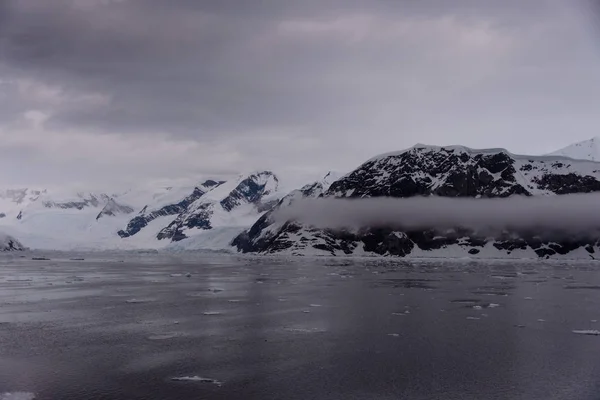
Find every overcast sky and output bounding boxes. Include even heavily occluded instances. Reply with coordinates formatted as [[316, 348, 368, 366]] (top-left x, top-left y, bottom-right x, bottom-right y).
[[1, 0, 600, 188]]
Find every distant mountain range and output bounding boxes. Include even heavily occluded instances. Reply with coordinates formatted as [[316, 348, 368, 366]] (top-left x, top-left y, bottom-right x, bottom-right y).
[[3, 137, 600, 259], [0, 171, 288, 251]]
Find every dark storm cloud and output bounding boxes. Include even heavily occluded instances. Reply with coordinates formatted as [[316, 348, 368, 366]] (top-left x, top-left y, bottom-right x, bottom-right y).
[[0, 0, 580, 136], [0, 0, 600, 186]]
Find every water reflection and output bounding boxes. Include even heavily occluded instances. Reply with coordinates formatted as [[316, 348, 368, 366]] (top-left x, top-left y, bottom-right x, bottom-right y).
[[0, 255, 599, 399]]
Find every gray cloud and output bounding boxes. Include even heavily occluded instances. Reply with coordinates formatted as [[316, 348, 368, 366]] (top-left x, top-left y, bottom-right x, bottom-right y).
[[0, 0, 600, 186], [274, 194, 600, 235]]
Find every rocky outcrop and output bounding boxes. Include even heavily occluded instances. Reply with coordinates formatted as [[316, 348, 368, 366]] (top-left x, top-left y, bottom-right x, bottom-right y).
[[220, 173, 278, 212], [234, 145, 600, 258], [118, 187, 208, 238], [158, 172, 280, 242], [96, 198, 135, 220], [0, 233, 25, 251]]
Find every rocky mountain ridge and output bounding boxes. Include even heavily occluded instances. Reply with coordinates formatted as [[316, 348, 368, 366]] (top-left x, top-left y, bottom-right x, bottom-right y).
[[234, 145, 600, 259]]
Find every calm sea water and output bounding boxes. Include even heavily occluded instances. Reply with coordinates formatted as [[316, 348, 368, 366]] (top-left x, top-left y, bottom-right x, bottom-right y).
[[1, 252, 600, 400]]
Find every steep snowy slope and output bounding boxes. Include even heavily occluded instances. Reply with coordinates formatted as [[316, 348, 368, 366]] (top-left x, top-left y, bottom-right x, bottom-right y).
[[157, 172, 281, 249], [117, 181, 221, 239], [235, 144, 600, 259], [548, 137, 600, 161]]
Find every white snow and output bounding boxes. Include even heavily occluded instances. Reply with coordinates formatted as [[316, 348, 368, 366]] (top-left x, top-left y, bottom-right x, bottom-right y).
[[171, 376, 223, 385], [572, 330, 600, 336], [548, 137, 600, 161], [148, 332, 185, 340]]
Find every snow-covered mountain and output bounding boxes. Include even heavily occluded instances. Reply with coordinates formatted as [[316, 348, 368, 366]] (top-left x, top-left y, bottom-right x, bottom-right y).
[[234, 144, 600, 259], [0, 232, 25, 251], [0, 171, 287, 251], [548, 137, 600, 161], [118, 171, 281, 249]]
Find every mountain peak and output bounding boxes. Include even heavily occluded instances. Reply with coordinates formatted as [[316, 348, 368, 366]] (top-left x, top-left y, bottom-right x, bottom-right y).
[[548, 136, 600, 161], [365, 143, 515, 164]]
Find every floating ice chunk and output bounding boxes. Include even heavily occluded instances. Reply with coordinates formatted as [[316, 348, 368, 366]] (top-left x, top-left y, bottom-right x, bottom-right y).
[[473, 305, 483, 310], [171, 376, 223, 386], [572, 330, 600, 336], [285, 327, 325, 333], [170, 274, 183, 277], [466, 317, 480, 320], [302, 310, 311, 313], [387, 333, 400, 337], [592, 320, 598, 323], [309, 304, 322, 307], [203, 311, 222, 316], [524, 297, 533, 300], [537, 319, 546, 322], [392, 312, 406, 316], [0, 393, 35, 400], [148, 332, 184, 340], [488, 303, 500, 308], [126, 298, 154, 304]]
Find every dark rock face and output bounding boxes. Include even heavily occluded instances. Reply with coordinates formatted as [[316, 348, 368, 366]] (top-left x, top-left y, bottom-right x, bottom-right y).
[[202, 180, 225, 188], [96, 198, 134, 220], [156, 204, 213, 241], [327, 147, 530, 199], [118, 187, 206, 238], [362, 229, 414, 256], [0, 213, 5, 219], [532, 174, 600, 194], [235, 145, 600, 258], [157, 171, 279, 242], [220, 172, 278, 212]]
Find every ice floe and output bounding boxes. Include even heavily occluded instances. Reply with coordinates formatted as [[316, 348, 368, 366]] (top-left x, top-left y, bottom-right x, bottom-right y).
[[572, 330, 600, 336], [171, 376, 223, 386]]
